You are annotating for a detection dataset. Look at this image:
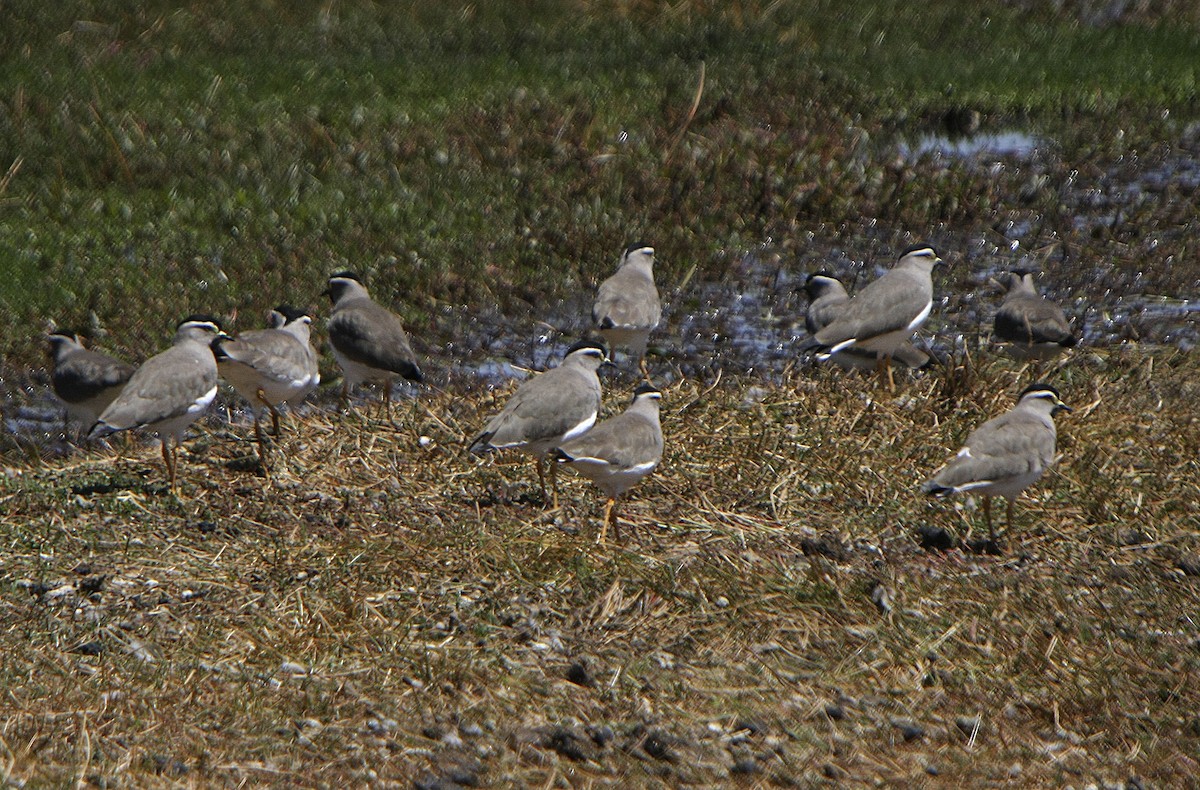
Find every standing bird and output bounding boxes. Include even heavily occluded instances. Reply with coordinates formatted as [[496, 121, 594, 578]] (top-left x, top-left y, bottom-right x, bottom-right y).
[[324, 271, 423, 418], [88, 315, 226, 492], [921, 383, 1071, 544], [213, 304, 320, 460], [992, 270, 1077, 363], [803, 272, 930, 372], [554, 382, 664, 543], [592, 243, 661, 375], [46, 331, 135, 432], [468, 339, 608, 508], [812, 245, 943, 389]]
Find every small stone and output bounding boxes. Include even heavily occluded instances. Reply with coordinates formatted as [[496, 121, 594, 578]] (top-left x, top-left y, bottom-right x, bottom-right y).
[[917, 524, 956, 551], [730, 758, 759, 775], [715, 596, 730, 608], [899, 723, 925, 742], [565, 661, 594, 687], [823, 763, 847, 779], [823, 704, 846, 721], [1177, 553, 1200, 577], [1116, 527, 1150, 546], [956, 715, 982, 739], [587, 724, 614, 746], [925, 764, 939, 776], [70, 640, 105, 656]]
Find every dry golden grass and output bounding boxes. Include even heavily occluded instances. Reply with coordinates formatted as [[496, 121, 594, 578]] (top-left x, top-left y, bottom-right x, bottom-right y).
[[2, 348, 1199, 787]]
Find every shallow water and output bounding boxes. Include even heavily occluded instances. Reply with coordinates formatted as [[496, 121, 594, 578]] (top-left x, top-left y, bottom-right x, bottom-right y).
[[6, 128, 1200, 455]]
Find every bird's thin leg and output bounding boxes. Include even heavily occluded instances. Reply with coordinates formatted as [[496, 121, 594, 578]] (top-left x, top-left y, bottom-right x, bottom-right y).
[[252, 411, 267, 461], [1006, 498, 1015, 536], [340, 381, 350, 412], [984, 496, 994, 543], [254, 388, 281, 437], [162, 438, 179, 494], [382, 384, 391, 422], [535, 456, 548, 505], [598, 497, 618, 544], [639, 357, 651, 380], [549, 460, 559, 510], [885, 355, 896, 392]]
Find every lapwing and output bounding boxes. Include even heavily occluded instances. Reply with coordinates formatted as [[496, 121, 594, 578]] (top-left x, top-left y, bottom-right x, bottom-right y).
[[992, 270, 1077, 363], [554, 382, 663, 543], [468, 339, 607, 508], [593, 243, 661, 375], [88, 315, 226, 492], [804, 272, 931, 372], [812, 245, 943, 389], [922, 383, 1071, 544], [324, 271, 423, 418], [46, 331, 135, 432], [213, 304, 320, 460]]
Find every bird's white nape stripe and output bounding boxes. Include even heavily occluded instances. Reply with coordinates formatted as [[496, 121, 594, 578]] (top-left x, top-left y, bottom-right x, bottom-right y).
[[180, 320, 219, 332], [561, 412, 597, 442], [956, 447, 973, 458], [625, 460, 658, 474]]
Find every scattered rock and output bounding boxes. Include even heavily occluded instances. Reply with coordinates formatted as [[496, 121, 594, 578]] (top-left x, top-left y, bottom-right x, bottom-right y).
[[69, 640, 104, 656], [564, 661, 594, 687], [869, 581, 893, 614], [1177, 553, 1200, 577], [730, 758, 759, 775], [1116, 527, 1150, 546], [956, 715, 983, 739], [823, 704, 846, 721], [965, 537, 1004, 556], [917, 524, 956, 551], [823, 763, 847, 779], [897, 722, 925, 742], [587, 724, 614, 747], [800, 532, 848, 562], [148, 755, 188, 777], [545, 725, 597, 762]]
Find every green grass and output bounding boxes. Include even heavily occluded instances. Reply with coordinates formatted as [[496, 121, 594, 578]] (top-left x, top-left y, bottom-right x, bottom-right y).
[[1, 1, 1197, 370]]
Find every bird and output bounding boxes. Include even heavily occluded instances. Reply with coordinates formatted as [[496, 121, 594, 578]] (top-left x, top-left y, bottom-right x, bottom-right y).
[[992, 269, 1077, 363], [88, 315, 226, 492], [324, 271, 423, 418], [554, 381, 663, 543], [811, 244, 944, 389], [803, 272, 931, 372], [468, 339, 608, 509], [45, 331, 136, 432], [592, 243, 661, 375], [213, 304, 320, 460], [921, 383, 1071, 544]]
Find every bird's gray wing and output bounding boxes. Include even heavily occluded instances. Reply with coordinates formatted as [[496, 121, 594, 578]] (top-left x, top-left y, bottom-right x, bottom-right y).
[[96, 346, 216, 431], [54, 351, 135, 402], [557, 412, 663, 470], [470, 367, 599, 451], [593, 271, 661, 331], [805, 293, 850, 335], [329, 302, 422, 380], [814, 269, 930, 346], [994, 297, 1075, 345], [929, 411, 1054, 489], [219, 330, 311, 384]]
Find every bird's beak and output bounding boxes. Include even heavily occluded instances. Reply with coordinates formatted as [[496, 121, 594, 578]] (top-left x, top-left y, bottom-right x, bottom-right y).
[[1054, 401, 1073, 415]]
